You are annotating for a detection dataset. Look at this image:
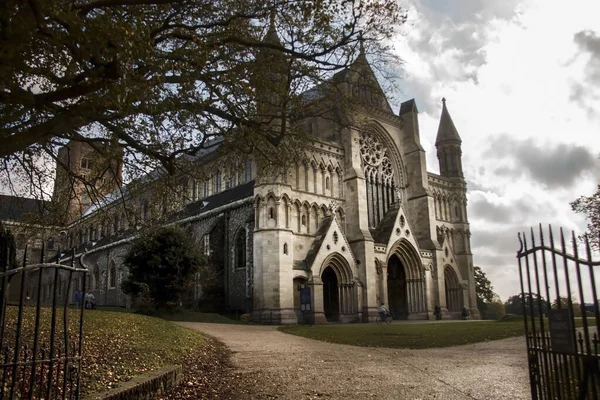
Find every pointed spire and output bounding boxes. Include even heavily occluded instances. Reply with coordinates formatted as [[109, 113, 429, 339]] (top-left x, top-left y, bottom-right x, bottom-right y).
[[435, 98, 461, 146], [263, 8, 281, 45]]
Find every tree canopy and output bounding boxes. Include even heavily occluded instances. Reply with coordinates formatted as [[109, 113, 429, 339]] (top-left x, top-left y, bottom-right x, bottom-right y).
[[504, 293, 547, 316], [474, 266, 496, 317], [571, 184, 600, 249], [1, 0, 405, 200], [122, 226, 205, 309]]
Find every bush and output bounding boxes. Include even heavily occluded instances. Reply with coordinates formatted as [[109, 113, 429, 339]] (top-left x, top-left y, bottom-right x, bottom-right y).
[[483, 301, 506, 320], [122, 226, 206, 310]]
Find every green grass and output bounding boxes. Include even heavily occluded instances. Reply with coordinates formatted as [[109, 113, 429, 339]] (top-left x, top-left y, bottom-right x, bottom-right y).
[[279, 321, 528, 349], [280, 318, 589, 349], [3, 306, 206, 395]]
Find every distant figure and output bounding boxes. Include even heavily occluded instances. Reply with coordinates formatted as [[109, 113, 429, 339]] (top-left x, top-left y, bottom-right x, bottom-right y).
[[434, 304, 442, 320], [85, 292, 96, 310], [378, 303, 390, 319], [75, 290, 83, 309], [461, 306, 470, 320]]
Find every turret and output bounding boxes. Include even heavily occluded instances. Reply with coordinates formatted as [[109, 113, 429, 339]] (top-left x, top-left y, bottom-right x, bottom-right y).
[[252, 10, 288, 119], [435, 98, 463, 178]]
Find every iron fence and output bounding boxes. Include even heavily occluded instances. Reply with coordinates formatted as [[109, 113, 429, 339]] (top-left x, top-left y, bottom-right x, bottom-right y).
[[0, 243, 87, 399], [517, 225, 600, 400]]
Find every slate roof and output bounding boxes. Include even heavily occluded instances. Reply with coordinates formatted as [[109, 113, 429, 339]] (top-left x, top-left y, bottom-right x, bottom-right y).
[[302, 216, 334, 270], [181, 181, 254, 218], [372, 205, 400, 245], [0, 195, 50, 222]]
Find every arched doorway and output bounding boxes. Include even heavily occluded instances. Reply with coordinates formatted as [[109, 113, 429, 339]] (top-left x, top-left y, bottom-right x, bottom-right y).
[[322, 267, 339, 322], [444, 266, 463, 313], [387, 255, 408, 319]]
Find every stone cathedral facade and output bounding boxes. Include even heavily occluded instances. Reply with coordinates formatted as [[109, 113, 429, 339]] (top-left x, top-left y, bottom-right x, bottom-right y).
[[1, 30, 479, 323]]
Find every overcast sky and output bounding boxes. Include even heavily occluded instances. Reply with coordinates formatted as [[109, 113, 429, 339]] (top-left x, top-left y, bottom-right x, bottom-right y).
[[391, 0, 600, 301]]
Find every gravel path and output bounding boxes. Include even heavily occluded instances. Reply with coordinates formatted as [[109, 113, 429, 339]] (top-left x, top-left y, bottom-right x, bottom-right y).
[[176, 322, 531, 400]]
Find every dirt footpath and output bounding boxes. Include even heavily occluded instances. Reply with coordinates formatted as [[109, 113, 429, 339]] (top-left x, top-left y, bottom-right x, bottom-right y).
[[176, 322, 530, 400]]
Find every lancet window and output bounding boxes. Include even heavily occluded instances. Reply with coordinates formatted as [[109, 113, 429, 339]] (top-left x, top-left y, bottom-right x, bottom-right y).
[[359, 131, 398, 228]]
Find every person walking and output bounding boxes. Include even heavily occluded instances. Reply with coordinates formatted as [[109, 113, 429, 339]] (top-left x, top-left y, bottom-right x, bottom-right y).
[[434, 304, 442, 320], [75, 290, 83, 309]]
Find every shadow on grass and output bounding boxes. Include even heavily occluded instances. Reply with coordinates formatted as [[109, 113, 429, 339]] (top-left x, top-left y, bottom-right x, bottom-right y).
[[93, 306, 247, 324], [279, 320, 528, 349]]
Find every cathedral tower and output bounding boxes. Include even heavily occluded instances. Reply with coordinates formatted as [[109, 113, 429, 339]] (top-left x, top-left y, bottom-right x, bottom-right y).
[[51, 141, 123, 224], [435, 98, 464, 178]]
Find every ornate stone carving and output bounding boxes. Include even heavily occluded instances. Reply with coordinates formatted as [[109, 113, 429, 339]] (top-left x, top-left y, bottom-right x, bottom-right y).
[[395, 189, 402, 203], [328, 200, 339, 215]]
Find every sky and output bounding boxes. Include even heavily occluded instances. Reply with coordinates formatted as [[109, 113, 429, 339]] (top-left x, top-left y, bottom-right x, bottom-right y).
[[391, 0, 600, 301]]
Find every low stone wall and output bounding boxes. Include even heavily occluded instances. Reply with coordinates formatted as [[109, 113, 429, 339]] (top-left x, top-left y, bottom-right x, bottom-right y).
[[84, 365, 182, 400]]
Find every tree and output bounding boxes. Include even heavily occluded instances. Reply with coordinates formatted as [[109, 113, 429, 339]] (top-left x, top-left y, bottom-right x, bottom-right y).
[[122, 226, 206, 309], [504, 293, 547, 316], [484, 301, 505, 320], [1, 0, 405, 201], [571, 184, 600, 249], [474, 266, 496, 318]]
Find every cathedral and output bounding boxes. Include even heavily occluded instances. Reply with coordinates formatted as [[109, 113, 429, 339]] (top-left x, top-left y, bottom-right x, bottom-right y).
[[1, 26, 479, 324]]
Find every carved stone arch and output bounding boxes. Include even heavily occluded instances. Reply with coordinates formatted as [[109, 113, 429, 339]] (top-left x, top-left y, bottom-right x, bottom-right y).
[[253, 194, 263, 228], [233, 226, 248, 271], [320, 204, 328, 219], [444, 264, 463, 312], [319, 253, 354, 283], [292, 199, 302, 232], [388, 239, 423, 280], [386, 238, 426, 318]]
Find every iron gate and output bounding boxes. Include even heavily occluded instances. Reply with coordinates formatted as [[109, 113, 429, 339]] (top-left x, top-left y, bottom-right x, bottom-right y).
[[517, 225, 600, 399], [0, 240, 87, 399]]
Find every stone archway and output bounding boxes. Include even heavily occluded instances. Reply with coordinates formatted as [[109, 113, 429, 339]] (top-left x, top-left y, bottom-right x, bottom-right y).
[[444, 266, 463, 313], [322, 267, 339, 322], [387, 255, 408, 319], [318, 253, 357, 323], [386, 239, 426, 319]]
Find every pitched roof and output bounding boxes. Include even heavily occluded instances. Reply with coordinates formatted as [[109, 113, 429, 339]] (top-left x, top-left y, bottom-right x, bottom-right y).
[[372, 205, 400, 244], [302, 216, 334, 270], [0, 195, 50, 222], [435, 98, 462, 146], [181, 181, 254, 217]]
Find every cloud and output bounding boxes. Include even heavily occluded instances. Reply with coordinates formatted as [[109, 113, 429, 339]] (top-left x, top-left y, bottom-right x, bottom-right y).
[[570, 30, 600, 116], [396, 0, 526, 113], [484, 135, 597, 188], [469, 194, 536, 224]]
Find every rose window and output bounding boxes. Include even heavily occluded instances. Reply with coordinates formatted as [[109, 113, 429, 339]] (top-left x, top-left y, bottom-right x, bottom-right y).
[[359, 132, 384, 166]]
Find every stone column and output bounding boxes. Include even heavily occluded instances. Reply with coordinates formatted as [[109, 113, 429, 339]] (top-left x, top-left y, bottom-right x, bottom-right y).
[[310, 277, 327, 324], [381, 265, 389, 310]]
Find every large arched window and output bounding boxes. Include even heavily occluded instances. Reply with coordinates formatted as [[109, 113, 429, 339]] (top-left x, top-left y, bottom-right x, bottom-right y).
[[359, 130, 400, 228], [235, 229, 246, 270]]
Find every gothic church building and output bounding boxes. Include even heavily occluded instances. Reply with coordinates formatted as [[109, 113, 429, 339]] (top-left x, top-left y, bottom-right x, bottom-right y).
[[1, 30, 479, 323]]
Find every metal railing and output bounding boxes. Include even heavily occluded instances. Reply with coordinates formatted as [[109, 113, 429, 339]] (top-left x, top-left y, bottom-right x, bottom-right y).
[[517, 225, 600, 400], [0, 243, 87, 399]]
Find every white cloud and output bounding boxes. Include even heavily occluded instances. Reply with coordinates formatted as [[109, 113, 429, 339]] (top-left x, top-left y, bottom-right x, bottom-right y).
[[393, 0, 600, 300]]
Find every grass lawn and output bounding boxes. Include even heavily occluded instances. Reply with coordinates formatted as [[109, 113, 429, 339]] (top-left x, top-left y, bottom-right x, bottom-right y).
[[149, 309, 246, 324], [280, 320, 528, 349], [280, 318, 588, 349], [3, 306, 206, 396]]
